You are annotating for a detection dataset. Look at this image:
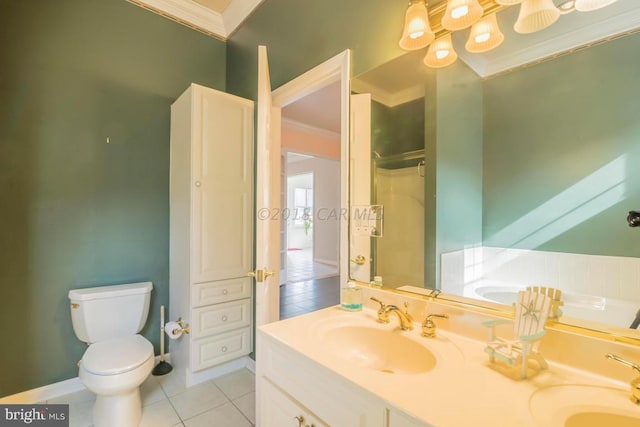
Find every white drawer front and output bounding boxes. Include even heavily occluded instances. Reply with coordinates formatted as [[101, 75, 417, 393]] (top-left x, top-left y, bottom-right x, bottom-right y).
[[192, 299, 251, 338], [191, 327, 251, 372], [191, 277, 251, 307]]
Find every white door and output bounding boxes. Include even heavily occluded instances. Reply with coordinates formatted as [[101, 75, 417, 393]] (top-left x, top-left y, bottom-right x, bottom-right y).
[[349, 94, 372, 283], [254, 45, 282, 326]]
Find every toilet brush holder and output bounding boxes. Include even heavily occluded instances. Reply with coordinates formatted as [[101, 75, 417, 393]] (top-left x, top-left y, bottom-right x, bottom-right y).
[[152, 305, 173, 376]]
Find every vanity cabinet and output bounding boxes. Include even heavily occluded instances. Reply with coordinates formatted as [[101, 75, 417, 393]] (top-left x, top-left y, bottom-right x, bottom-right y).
[[388, 409, 428, 427], [257, 330, 387, 427], [261, 379, 328, 427], [169, 83, 254, 385]]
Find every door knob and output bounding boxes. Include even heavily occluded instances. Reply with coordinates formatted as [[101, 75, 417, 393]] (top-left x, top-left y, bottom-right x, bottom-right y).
[[248, 268, 274, 283], [350, 255, 366, 265]]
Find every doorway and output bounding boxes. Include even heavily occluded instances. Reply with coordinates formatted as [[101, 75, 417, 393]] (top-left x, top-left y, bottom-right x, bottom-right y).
[[255, 49, 349, 324], [278, 83, 342, 319]]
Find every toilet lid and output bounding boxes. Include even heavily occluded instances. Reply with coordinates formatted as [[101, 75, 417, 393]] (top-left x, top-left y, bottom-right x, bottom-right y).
[[82, 335, 153, 376]]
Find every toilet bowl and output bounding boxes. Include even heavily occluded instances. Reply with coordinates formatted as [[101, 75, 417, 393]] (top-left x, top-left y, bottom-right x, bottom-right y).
[[79, 335, 154, 427], [69, 282, 154, 427]]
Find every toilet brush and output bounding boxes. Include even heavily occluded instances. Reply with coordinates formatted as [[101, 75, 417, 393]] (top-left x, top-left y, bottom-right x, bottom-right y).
[[152, 305, 173, 376]]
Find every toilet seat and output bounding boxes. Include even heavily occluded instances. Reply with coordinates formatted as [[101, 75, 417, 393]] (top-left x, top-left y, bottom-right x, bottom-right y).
[[82, 335, 153, 376]]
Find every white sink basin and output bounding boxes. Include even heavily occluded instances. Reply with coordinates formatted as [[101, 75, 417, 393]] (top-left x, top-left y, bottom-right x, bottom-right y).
[[322, 326, 436, 374], [529, 384, 640, 427]]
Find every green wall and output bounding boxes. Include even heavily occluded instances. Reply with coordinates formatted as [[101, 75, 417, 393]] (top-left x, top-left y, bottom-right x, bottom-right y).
[[371, 99, 425, 158], [482, 33, 640, 257], [434, 62, 483, 283], [0, 0, 226, 396], [226, 0, 409, 99]]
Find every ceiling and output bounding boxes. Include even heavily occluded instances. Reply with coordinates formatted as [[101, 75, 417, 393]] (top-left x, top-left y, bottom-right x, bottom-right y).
[[353, 0, 640, 107], [128, 0, 265, 39], [282, 81, 342, 135]]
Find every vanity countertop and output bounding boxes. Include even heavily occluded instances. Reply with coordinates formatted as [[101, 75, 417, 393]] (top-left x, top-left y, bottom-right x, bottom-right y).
[[258, 305, 640, 427]]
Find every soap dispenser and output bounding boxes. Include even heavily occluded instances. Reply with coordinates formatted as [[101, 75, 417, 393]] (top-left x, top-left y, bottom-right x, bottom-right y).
[[341, 281, 363, 311]]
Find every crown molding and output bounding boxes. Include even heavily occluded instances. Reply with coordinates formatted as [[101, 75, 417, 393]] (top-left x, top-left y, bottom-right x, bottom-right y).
[[282, 118, 341, 141], [351, 79, 424, 108], [459, 4, 640, 78], [128, 0, 265, 39], [129, 0, 226, 37], [223, 0, 266, 36]]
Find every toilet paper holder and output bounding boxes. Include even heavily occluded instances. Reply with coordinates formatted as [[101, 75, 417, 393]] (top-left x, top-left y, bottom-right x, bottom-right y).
[[168, 317, 190, 335]]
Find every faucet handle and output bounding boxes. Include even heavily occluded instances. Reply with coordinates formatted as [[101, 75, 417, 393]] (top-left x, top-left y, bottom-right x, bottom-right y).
[[422, 314, 449, 338], [606, 353, 640, 373], [606, 353, 640, 404], [403, 302, 413, 321]]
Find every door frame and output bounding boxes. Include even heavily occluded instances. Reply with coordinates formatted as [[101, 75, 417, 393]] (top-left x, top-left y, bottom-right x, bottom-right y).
[[272, 50, 351, 288]]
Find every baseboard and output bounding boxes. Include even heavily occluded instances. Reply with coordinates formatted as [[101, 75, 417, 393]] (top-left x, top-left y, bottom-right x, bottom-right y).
[[313, 258, 338, 267], [0, 354, 172, 404], [185, 356, 254, 387]]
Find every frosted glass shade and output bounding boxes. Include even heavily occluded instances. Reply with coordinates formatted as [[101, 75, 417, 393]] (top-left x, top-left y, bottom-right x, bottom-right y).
[[575, 0, 617, 11], [441, 0, 484, 31], [424, 34, 458, 68], [495, 0, 524, 4], [514, 0, 560, 34], [466, 14, 505, 53], [399, 1, 435, 50]]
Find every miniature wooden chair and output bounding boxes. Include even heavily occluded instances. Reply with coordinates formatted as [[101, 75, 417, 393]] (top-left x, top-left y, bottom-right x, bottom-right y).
[[483, 289, 552, 379], [528, 286, 563, 320]]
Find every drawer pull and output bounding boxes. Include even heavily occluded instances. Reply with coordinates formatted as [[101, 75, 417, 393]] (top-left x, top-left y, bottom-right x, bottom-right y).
[[294, 416, 304, 427], [221, 315, 228, 322], [221, 346, 228, 353], [222, 289, 228, 295]]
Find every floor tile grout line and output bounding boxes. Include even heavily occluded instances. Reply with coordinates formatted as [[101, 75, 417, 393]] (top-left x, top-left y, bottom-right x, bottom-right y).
[[228, 397, 255, 426]]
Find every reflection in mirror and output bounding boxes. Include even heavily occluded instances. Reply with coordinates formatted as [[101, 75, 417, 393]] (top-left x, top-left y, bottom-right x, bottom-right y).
[[350, 1, 640, 337]]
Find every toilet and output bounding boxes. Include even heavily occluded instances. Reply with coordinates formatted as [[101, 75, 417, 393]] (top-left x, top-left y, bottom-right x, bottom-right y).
[[69, 282, 154, 427]]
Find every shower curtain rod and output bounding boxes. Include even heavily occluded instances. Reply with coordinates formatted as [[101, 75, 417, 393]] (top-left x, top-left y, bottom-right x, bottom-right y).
[[373, 149, 424, 164]]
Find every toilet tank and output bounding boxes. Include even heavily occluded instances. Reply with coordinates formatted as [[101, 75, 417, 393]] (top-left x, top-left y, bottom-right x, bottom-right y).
[[68, 282, 153, 344]]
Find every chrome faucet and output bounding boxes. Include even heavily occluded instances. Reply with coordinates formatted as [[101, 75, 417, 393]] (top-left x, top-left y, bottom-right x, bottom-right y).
[[606, 353, 640, 404], [370, 297, 414, 330]]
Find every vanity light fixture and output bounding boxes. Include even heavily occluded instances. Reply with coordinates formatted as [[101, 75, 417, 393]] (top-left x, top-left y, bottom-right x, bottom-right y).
[[557, 0, 577, 14], [575, 0, 618, 12], [466, 13, 505, 52], [513, 0, 560, 34], [399, 0, 618, 69], [424, 34, 458, 68], [399, 0, 435, 50], [442, 0, 484, 31]]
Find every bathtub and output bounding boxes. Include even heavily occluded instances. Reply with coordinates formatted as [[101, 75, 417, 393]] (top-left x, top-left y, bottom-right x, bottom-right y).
[[463, 279, 639, 329]]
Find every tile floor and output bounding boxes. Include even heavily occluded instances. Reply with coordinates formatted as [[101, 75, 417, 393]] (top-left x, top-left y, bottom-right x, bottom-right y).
[[280, 276, 340, 320], [45, 368, 255, 427], [286, 249, 338, 283]]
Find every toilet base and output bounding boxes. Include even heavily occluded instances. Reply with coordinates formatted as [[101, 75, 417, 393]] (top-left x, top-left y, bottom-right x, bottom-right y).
[[93, 389, 142, 427]]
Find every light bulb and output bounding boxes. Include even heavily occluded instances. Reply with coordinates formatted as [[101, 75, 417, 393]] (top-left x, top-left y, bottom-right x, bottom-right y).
[[451, 6, 469, 18]]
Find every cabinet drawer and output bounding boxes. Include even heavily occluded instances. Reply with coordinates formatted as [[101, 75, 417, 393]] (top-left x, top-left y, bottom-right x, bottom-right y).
[[192, 299, 251, 338], [191, 327, 251, 372], [191, 277, 251, 307]]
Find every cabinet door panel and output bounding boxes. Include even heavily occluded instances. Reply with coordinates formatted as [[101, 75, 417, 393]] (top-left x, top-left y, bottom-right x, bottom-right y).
[[192, 88, 253, 283], [260, 379, 328, 427], [389, 408, 428, 427]]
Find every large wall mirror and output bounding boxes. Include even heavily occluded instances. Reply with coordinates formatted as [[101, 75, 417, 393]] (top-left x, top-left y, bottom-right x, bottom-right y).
[[349, 1, 640, 340]]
